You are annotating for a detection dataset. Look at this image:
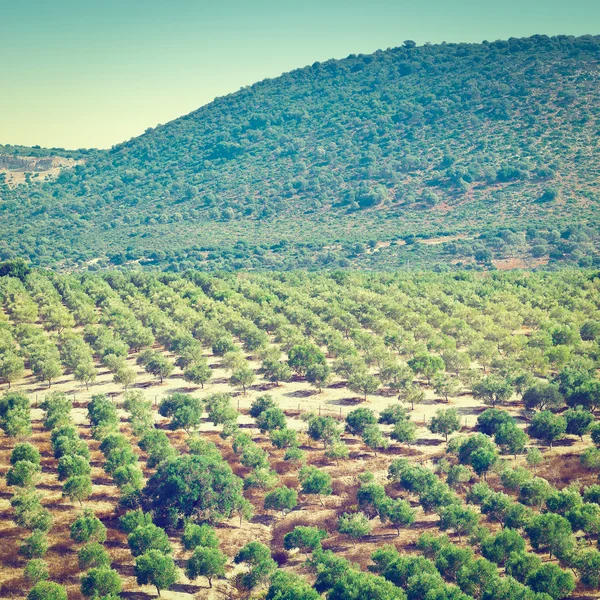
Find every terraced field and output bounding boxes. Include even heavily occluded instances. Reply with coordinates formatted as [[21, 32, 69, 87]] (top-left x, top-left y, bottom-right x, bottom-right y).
[[1, 269, 600, 599]]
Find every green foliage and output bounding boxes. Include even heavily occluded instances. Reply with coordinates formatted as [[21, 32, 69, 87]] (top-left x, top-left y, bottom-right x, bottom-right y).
[[288, 343, 326, 375], [346, 408, 377, 435], [266, 571, 321, 600], [329, 569, 406, 600], [27, 582, 67, 600], [494, 423, 528, 457], [299, 465, 332, 504], [182, 522, 219, 550], [0, 391, 31, 437], [481, 528, 525, 565], [306, 362, 332, 391], [391, 419, 417, 446], [264, 486, 298, 514], [134, 550, 179, 596], [119, 509, 153, 534], [306, 414, 341, 448], [6, 460, 41, 487], [57, 454, 91, 481], [78, 542, 111, 570], [185, 546, 227, 587], [143, 453, 245, 525], [361, 423, 389, 455], [522, 383, 564, 411], [62, 475, 93, 505], [438, 505, 479, 540], [529, 411, 567, 447], [128, 523, 171, 556], [24, 560, 49, 585], [476, 409, 514, 435], [526, 564, 575, 600], [505, 551, 543, 584], [70, 510, 107, 544], [204, 393, 238, 428], [20, 530, 49, 559], [525, 513, 574, 559], [381, 498, 416, 535], [256, 407, 286, 433], [379, 404, 409, 425], [564, 407, 594, 439], [283, 525, 328, 555], [159, 393, 203, 432], [347, 372, 380, 399], [270, 427, 298, 449], [472, 375, 513, 407], [429, 408, 461, 442], [183, 361, 212, 388], [338, 512, 372, 545], [80, 568, 122, 598], [574, 549, 600, 589]]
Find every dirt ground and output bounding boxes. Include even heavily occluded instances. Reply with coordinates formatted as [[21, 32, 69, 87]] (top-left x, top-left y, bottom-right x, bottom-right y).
[[1, 331, 597, 599]]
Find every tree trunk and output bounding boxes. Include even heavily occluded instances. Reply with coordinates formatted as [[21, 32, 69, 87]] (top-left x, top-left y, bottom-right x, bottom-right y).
[[208, 577, 212, 588], [156, 587, 161, 597]]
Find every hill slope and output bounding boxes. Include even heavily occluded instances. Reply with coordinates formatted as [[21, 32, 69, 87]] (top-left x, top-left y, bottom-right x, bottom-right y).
[[1, 34, 600, 270]]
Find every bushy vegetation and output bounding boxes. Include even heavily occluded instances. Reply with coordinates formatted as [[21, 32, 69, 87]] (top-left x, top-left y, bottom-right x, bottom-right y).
[[1, 35, 600, 270]]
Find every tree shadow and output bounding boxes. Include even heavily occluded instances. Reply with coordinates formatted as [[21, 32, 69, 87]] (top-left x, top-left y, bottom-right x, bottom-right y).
[[121, 593, 155, 600], [284, 389, 316, 399], [170, 583, 202, 594], [328, 397, 363, 406], [415, 438, 444, 446]]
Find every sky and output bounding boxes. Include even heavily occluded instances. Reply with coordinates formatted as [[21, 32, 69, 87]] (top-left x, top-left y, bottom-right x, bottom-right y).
[[2, 0, 599, 149]]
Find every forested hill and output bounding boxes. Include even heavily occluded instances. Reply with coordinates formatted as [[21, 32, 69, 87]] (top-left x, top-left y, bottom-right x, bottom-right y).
[[2, 34, 600, 271]]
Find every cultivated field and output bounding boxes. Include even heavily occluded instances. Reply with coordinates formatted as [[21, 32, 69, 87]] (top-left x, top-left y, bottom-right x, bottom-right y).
[[1, 269, 600, 600]]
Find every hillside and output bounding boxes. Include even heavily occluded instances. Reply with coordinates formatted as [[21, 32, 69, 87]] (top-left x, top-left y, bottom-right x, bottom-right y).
[[1, 34, 600, 270]]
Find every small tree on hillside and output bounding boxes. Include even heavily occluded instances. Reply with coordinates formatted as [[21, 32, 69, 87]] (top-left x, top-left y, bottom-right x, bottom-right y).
[[429, 408, 461, 442], [185, 547, 227, 588], [283, 526, 328, 557], [347, 372, 380, 400], [135, 550, 178, 597], [264, 486, 298, 516], [346, 408, 377, 436], [183, 362, 212, 388], [362, 424, 389, 456], [338, 513, 371, 547], [529, 411, 567, 448], [230, 366, 255, 394], [472, 376, 513, 408], [299, 465, 332, 506], [306, 363, 332, 392], [399, 385, 424, 411]]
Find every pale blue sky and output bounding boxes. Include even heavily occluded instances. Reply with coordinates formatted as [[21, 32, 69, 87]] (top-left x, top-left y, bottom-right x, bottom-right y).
[[2, 0, 598, 149]]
